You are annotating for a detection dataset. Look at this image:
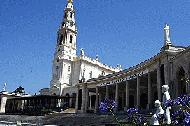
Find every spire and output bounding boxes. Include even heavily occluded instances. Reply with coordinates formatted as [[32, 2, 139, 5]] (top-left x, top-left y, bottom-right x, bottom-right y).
[[164, 23, 172, 46]]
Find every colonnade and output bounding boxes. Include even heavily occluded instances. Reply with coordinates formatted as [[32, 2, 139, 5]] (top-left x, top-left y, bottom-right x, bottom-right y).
[[77, 65, 164, 113], [75, 60, 190, 113]]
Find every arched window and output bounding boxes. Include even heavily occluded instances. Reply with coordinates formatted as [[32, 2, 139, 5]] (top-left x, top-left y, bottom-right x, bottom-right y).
[[59, 35, 63, 45], [89, 71, 92, 78], [102, 71, 105, 76], [70, 35, 73, 43], [70, 12, 73, 18], [56, 66, 59, 77]]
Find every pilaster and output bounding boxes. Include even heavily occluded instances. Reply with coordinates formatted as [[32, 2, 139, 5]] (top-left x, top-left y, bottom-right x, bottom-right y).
[[136, 76, 140, 108], [157, 62, 161, 100], [148, 72, 152, 109], [106, 85, 109, 99], [164, 61, 169, 85], [95, 86, 99, 113], [75, 85, 79, 113], [81, 83, 87, 113], [85, 88, 89, 111], [125, 80, 129, 108], [115, 84, 119, 111]]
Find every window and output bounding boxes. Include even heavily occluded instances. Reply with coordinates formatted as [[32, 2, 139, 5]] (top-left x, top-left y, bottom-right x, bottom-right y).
[[69, 35, 73, 43], [64, 12, 67, 18], [56, 66, 59, 77], [89, 71, 92, 79], [70, 13, 73, 18], [57, 58, 59, 62], [102, 71, 105, 76], [62, 22, 65, 26], [59, 35, 63, 45]]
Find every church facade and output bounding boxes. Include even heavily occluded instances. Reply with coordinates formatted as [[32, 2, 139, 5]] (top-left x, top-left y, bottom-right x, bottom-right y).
[[48, 0, 190, 113]]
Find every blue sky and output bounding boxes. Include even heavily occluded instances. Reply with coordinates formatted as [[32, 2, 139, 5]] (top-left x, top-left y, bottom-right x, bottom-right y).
[[0, 0, 190, 94]]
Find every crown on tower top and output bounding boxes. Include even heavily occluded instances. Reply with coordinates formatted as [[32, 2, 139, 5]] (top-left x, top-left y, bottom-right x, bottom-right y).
[[67, 0, 73, 3]]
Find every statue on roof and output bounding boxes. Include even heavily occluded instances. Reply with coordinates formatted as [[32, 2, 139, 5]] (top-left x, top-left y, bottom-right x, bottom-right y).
[[164, 24, 171, 46], [80, 48, 85, 56], [2, 83, 7, 92]]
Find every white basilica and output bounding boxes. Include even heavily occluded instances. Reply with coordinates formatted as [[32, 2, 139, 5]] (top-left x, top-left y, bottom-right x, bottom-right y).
[[1, 0, 190, 114], [49, 0, 121, 96]]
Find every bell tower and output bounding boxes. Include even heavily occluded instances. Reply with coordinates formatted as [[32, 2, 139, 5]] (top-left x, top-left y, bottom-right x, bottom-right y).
[[50, 0, 77, 95], [57, 0, 77, 59]]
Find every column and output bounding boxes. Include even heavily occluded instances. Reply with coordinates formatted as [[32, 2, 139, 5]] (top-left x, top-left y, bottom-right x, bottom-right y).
[[89, 94, 92, 109], [81, 83, 86, 113], [148, 72, 152, 109], [99, 93, 102, 104], [157, 63, 161, 101], [75, 86, 79, 113], [187, 72, 190, 94], [185, 73, 189, 93], [125, 80, 129, 108], [136, 76, 140, 108], [173, 66, 178, 98], [85, 88, 89, 111], [0, 95, 7, 113], [106, 85, 109, 99], [115, 84, 119, 111], [95, 86, 99, 113]]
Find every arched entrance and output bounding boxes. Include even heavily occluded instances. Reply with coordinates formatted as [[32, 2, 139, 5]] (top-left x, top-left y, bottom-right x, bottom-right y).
[[71, 93, 76, 108], [65, 93, 70, 108], [177, 67, 186, 96], [129, 95, 134, 108], [140, 93, 148, 109]]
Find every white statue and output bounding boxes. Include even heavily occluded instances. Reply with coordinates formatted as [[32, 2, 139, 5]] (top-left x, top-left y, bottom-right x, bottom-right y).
[[95, 55, 99, 61], [150, 100, 164, 125], [80, 48, 85, 56], [162, 85, 171, 124], [164, 24, 171, 45], [2, 83, 7, 91]]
